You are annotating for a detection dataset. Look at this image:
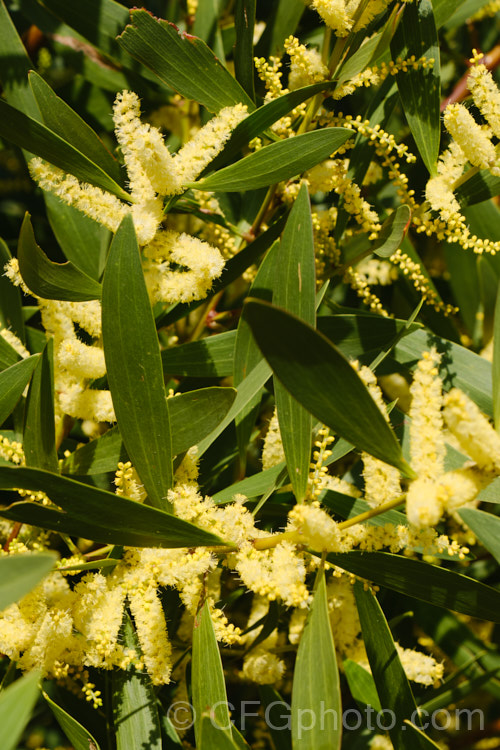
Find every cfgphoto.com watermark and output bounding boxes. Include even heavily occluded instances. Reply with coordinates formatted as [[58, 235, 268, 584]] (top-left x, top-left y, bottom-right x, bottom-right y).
[[166, 701, 484, 737]]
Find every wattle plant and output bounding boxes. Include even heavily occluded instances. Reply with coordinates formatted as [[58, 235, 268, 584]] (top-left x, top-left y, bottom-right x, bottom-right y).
[[0, 1, 500, 748]]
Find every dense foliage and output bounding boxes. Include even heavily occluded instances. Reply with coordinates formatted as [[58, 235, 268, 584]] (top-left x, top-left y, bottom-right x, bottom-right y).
[[1, 1, 500, 748]]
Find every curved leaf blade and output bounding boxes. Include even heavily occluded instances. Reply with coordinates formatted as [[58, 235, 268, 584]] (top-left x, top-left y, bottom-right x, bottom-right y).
[[372, 204, 411, 258], [193, 128, 353, 192], [118, 10, 253, 113], [327, 551, 500, 623], [242, 299, 409, 474], [102, 215, 173, 510], [354, 583, 425, 750], [113, 615, 162, 750], [0, 355, 39, 427], [459, 508, 500, 566], [0, 552, 56, 611], [0, 99, 129, 200], [273, 185, 315, 501], [0, 671, 41, 750], [0, 238, 25, 342], [192, 601, 233, 746], [19, 213, 102, 302], [29, 70, 121, 185], [292, 571, 342, 750], [391, 0, 440, 175], [23, 340, 58, 472], [0, 466, 225, 548], [44, 691, 101, 750]]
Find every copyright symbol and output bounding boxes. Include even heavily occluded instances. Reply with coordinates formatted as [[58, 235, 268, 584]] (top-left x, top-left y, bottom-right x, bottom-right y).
[[167, 701, 195, 731]]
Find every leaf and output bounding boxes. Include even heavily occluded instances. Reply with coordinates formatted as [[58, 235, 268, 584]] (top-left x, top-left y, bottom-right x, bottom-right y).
[[0, 552, 56, 610], [259, 687, 292, 750], [0, 337, 21, 372], [44, 691, 101, 750], [273, 185, 315, 502], [234, 240, 279, 468], [243, 300, 410, 475], [0, 0, 40, 117], [162, 331, 236, 378], [102, 215, 173, 511], [207, 81, 337, 175], [168, 387, 236, 455], [0, 238, 25, 342], [343, 660, 381, 712], [354, 583, 426, 750], [29, 71, 121, 184], [494, 285, 500, 430], [255, 0, 304, 56], [44, 193, 110, 281], [212, 462, 286, 503], [0, 671, 40, 750], [234, 0, 256, 101], [326, 551, 500, 623], [192, 128, 353, 192], [391, 0, 440, 175], [0, 98, 130, 200], [456, 169, 500, 207], [18, 213, 102, 302], [0, 356, 39, 427], [113, 614, 162, 750], [459, 508, 500, 566], [0, 466, 225, 548], [192, 601, 233, 746], [61, 388, 236, 476], [199, 717, 240, 750], [118, 10, 253, 113], [292, 571, 342, 750], [197, 359, 271, 457], [372, 205, 411, 258], [23, 340, 58, 472]]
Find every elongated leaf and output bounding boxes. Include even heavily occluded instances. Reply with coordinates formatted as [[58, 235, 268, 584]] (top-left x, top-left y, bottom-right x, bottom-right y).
[[273, 185, 315, 501], [343, 660, 381, 712], [0, 356, 39, 427], [192, 601, 233, 746], [234, 240, 279, 467], [61, 387, 236, 475], [0, 671, 40, 750], [0, 466, 225, 548], [259, 687, 292, 750], [18, 213, 101, 302], [208, 81, 337, 174], [0, 98, 130, 200], [0, 337, 21, 372], [459, 508, 500, 565], [29, 71, 121, 184], [45, 193, 110, 281], [354, 583, 425, 750], [327, 551, 500, 623], [23, 340, 58, 472], [155, 215, 287, 329], [456, 169, 500, 207], [256, 0, 304, 56], [102, 215, 173, 511], [199, 717, 240, 750], [197, 359, 271, 457], [372, 205, 411, 258], [292, 571, 341, 750], [118, 10, 253, 113], [113, 614, 162, 750], [494, 285, 500, 431], [391, 0, 440, 174], [0, 552, 56, 611], [234, 0, 256, 101], [192, 128, 353, 192], [0, 238, 25, 342], [213, 462, 286, 503], [162, 331, 236, 378], [0, 0, 40, 117], [44, 691, 101, 750], [168, 387, 236, 454], [243, 300, 410, 474]]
